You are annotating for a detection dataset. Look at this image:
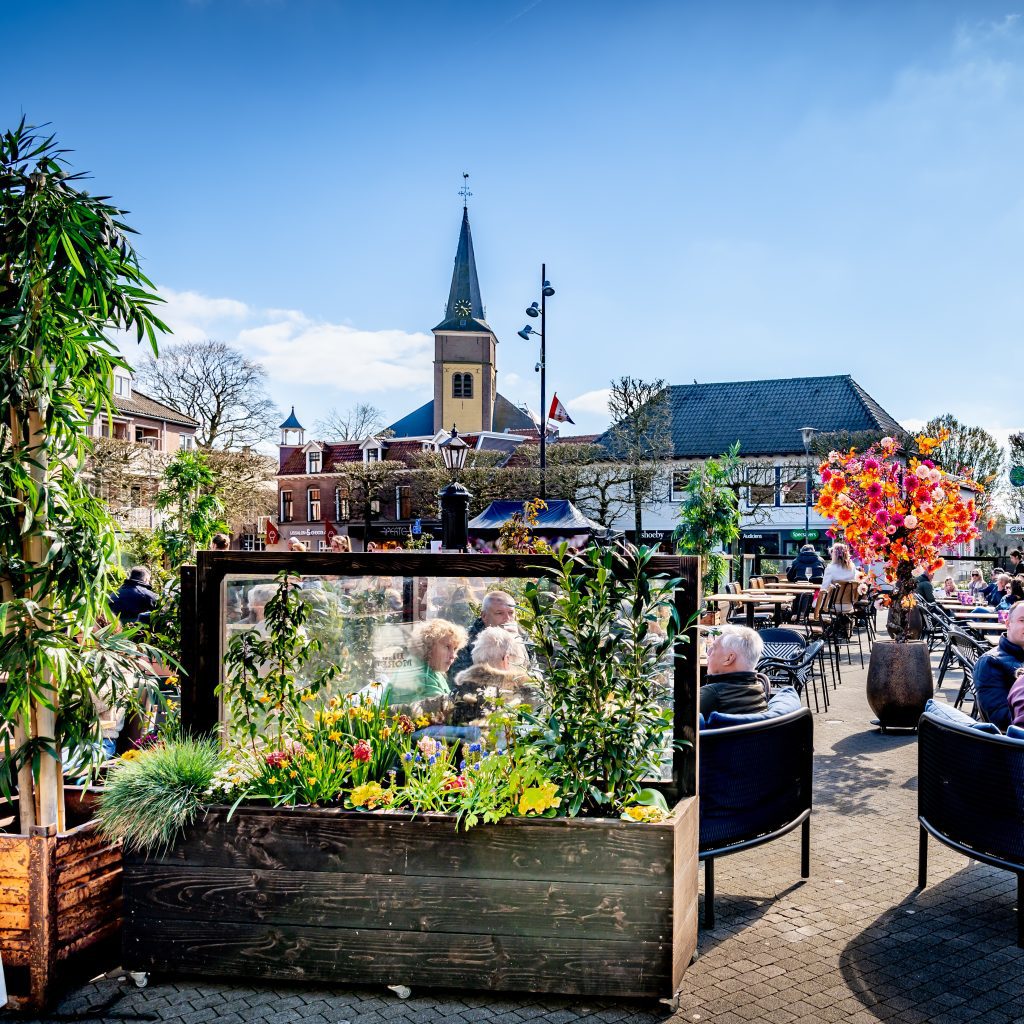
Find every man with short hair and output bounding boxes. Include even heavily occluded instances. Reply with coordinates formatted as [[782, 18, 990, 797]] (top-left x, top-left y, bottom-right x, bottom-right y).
[[973, 601, 1024, 731], [700, 625, 770, 718], [448, 590, 518, 681], [110, 566, 158, 623], [1010, 549, 1024, 575], [915, 570, 936, 605]]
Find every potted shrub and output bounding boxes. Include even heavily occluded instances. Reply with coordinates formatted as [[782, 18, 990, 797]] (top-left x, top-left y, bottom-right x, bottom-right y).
[[814, 431, 984, 729], [0, 121, 170, 1008], [110, 547, 701, 999]]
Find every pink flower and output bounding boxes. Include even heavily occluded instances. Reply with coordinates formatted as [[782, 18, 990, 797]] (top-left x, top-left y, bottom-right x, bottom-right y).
[[886, 525, 897, 535], [265, 750, 290, 768], [417, 736, 437, 758], [866, 482, 882, 498], [904, 514, 918, 529], [871, 532, 886, 546], [874, 509, 889, 525], [890, 513, 905, 528], [863, 458, 879, 471], [904, 475, 919, 490], [931, 486, 945, 502], [352, 740, 372, 763], [820, 468, 832, 483]]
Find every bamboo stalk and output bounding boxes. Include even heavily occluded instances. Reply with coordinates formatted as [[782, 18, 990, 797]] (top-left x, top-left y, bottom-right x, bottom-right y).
[[13, 716, 35, 834]]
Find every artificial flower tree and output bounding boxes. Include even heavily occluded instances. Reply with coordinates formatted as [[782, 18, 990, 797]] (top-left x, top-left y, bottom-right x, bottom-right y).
[[814, 431, 986, 642]]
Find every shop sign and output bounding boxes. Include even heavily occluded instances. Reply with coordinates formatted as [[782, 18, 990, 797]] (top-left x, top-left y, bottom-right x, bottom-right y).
[[791, 530, 819, 541], [284, 527, 325, 538]]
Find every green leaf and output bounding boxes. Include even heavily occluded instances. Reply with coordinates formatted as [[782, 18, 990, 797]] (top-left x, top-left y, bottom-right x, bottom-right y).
[[59, 231, 86, 276]]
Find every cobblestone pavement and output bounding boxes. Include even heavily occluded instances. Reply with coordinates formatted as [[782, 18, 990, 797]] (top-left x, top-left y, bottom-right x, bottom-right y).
[[32, 643, 1024, 1023]]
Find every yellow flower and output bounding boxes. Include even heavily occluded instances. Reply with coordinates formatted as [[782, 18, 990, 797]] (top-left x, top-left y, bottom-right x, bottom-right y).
[[119, 749, 141, 762], [258, 694, 271, 704], [518, 782, 560, 816], [415, 715, 430, 728], [288, 770, 297, 779], [268, 776, 278, 784], [350, 781, 388, 809], [307, 777, 317, 785], [623, 805, 667, 823], [380, 726, 391, 740], [328, 731, 342, 743]]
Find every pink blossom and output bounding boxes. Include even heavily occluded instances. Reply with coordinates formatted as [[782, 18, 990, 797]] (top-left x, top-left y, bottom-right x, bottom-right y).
[[417, 736, 437, 758], [862, 457, 880, 471], [866, 482, 882, 498], [931, 486, 945, 502], [874, 509, 889, 525], [904, 514, 918, 529], [886, 525, 897, 535], [904, 475, 918, 490], [352, 740, 372, 763], [870, 532, 886, 546]]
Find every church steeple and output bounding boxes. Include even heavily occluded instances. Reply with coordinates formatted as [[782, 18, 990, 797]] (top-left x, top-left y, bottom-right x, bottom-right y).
[[434, 206, 489, 331], [432, 188, 498, 434]]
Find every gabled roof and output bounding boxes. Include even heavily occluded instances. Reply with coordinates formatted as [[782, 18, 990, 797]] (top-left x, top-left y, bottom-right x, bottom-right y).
[[387, 400, 434, 438], [492, 394, 536, 433], [433, 207, 492, 333], [385, 393, 536, 438], [598, 374, 903, 459], [112, 388, 199, 429]]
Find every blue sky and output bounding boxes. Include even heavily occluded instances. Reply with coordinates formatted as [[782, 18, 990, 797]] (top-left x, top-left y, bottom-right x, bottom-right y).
[[4, 1, 1024, 446]]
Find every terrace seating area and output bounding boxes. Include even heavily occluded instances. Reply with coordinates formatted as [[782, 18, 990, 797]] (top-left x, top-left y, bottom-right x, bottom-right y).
[[47, 620, 1024, 1024]]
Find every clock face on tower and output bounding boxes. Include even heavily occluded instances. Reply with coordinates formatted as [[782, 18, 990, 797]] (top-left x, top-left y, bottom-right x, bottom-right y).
[[454, 299, 472, 317]]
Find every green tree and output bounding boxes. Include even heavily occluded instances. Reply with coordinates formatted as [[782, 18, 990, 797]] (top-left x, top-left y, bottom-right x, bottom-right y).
[[0, 120, 168, 829], [155, 448, 228, 568], [673, 444, 742, 594], [923, 414, 1003, 499]]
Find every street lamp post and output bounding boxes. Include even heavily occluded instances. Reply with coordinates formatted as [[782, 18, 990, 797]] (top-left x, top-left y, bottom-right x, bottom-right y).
[[519, 264, 555, 499], [438, 424, 472, 552], [800, 426, 818, 545]]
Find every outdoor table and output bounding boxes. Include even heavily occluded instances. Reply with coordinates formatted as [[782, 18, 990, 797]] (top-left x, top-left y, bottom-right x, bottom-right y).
[[962, 620, 1006, 638], [764, 582, 818, 591], [951, 608, 997, 619], [705, 592, 792, 628]]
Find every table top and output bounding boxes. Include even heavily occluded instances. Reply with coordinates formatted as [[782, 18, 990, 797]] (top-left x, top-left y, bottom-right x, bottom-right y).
[[764, 582, 818, 590], [962, 620, 1006, 634], [706, 592, 793, 604], [951, 608, 997, 618]]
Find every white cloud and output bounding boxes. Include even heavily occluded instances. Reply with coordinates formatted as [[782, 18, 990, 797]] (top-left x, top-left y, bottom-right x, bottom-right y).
[[569, 388, 611, 416], [148, 286, 433, 393]]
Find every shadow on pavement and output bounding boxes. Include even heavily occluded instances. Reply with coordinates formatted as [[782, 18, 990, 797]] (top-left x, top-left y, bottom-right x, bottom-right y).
[[839, 863, 1024, 1015]]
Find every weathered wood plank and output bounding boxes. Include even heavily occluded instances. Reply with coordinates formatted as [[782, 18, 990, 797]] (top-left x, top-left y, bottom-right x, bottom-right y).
[[0, 903, 30, 930], [133, 807, 675, 883], [123, 865, 670, 942], [671, 797, 699, 991], [57, 865, 122, 914], [124, 917, 673, 998], [0, 837, 30, 872], [55, 821, 117, 863], [57, 845, 122, 887], [58, 916, 121, 958], [58, 891, 123, 947]]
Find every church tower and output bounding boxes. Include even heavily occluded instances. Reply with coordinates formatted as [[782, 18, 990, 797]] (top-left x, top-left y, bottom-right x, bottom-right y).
[[432, 201, 497, 434]]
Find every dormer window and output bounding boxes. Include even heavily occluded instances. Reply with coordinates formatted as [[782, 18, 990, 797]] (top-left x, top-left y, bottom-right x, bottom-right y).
[[114, 373, 131, 398], [365, 448, 381, 463], [452, 373, 473, 399], [307, 450, 321, 474]]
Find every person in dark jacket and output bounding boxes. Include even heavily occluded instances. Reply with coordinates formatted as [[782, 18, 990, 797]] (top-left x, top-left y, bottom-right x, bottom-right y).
[[973, 601, 1024, 731], [915, 570, 936, 604], [448, 590, 518, 683], [700, 625, 770, 718], [786, 544, 825, 583], [985, 572, 1011, 608], [110, 566, 158, 624]]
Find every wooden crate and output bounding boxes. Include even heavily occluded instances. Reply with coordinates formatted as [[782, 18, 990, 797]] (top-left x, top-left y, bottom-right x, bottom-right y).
[[124, 797, 698, 1000], [0, 790, 122, 1011]]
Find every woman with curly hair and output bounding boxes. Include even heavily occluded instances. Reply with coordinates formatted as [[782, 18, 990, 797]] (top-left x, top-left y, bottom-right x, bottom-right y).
[[386, 618, 468, 705], [452, 626, 540, 728]]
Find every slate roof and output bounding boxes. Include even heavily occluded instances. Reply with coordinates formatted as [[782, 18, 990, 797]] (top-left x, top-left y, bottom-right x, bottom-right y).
[[279, 406, 303, 430], [113, 388, 198, 429], [433, 207, 491, 333], [385, 393, 535, 438], [598, 374, 903, 459], [492, 394, 536, 433]]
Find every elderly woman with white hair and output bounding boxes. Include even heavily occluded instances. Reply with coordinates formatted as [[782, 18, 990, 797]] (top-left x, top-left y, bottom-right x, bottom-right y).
[[451, 626, 540, 728], [700, 625, 770, 718]]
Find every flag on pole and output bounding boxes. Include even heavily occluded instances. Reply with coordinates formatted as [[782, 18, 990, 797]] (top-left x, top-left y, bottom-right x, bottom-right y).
[[265, 519, 280, 546], [548, 393, 575, 425], [324, 517, 337, 545]]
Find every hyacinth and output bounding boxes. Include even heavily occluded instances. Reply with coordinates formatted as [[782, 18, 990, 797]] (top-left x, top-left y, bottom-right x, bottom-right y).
[[351, 739, 372, 763], [814, 431, 982, 584]]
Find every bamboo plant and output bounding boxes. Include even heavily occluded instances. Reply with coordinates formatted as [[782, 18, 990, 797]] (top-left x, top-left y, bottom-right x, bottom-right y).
[[0, 119, 169, 831]]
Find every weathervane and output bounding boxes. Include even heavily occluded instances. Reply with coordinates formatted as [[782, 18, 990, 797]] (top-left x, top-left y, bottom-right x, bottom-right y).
[[459, 171, 472, 209]]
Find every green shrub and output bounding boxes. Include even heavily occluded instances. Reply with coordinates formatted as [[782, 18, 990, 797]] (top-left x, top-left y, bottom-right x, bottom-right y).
[[98, 739, 220, 853]]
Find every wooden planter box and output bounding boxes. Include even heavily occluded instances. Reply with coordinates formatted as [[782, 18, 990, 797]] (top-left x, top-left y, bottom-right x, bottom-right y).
[[0, 789, 122, 1011], [123, 797, 698, 1000]]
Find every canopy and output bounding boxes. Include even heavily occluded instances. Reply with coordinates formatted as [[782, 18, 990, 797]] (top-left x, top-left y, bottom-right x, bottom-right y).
[[468, 499, 605, 535]]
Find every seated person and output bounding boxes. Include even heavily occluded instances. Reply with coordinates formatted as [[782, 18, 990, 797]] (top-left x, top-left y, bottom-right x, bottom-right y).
[[821, 542, 857, 589], [386, 618, 467, 709], [968, 569, 988, 602], [915, 570, 936, 605], [941, 576, 958, 598], [452, 626, 541, 729], [997, 577, 1024, 612], [787, 544, 825, 583], [110, 566, 158, 624], [700, 625, 770, 718], [973, 601, 1024, 730], [1009, 666, 1024, 728], [984, 570, 1007, 607], [449, 590, 520, 681]]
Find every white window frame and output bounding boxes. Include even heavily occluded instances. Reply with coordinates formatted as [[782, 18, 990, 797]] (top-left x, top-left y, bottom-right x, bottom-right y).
[[307, 486, 321, 521], [280, 489, 294, 523], [670, 470, 690, 503], [307, 450, 322, 474], [179, 433, 195, 450]]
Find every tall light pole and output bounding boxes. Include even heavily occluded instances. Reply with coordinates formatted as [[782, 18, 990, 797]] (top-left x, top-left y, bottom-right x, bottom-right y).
[[800, 426, 817, 545], [438, 425, 472, 552], [519, 265, 555, 499]]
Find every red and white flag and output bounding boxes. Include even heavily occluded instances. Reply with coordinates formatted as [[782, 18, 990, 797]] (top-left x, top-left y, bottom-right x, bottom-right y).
[[265, 519, 280, 546], [324, 517, 337, 545], [548, 393, 575, 425]]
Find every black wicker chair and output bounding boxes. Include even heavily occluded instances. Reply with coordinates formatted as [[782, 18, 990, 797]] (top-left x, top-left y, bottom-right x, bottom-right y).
[[699, 707, 814, 928], [918, 713, 1024, 947]]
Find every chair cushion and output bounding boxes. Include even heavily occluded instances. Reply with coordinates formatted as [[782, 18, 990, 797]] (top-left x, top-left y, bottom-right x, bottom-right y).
[[923, 698, 1001, 734], [1007, 724, 1024, 741], [705, 687, 802, 729]]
